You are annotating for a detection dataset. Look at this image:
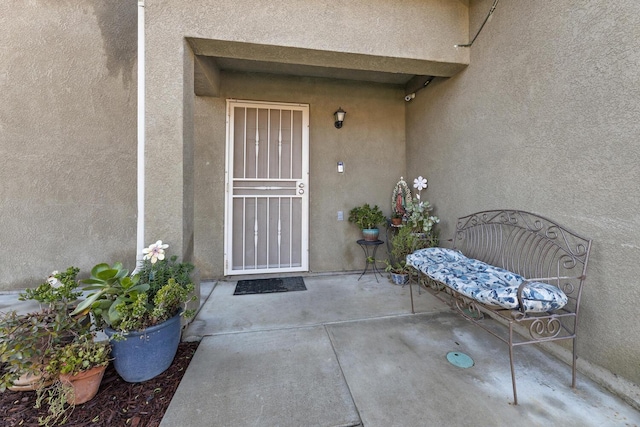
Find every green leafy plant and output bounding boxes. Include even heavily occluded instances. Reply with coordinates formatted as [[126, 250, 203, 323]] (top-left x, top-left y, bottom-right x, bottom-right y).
[[137, 254, 195, 302], [348, 204, 385, 230], [116, 279, 195, 332], [404, 197, 439, 236], [19, 267, 82, 308], [0, 307, 89, 392], [385, 224, 438, 275], [36, 335, 110, 427], [45, 335, 110, 377], [72, 241, 196, 333], [71, 262, 149, 330]]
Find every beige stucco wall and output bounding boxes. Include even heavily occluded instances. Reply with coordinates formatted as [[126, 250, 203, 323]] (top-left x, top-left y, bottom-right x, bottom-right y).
[[406, 0, 640, 385], [155, 0, 468, 67], [144, 0, 469, 264], [2, 0, 638, 400], [194, 72, 405, 278], [0, 2, 138, 289]]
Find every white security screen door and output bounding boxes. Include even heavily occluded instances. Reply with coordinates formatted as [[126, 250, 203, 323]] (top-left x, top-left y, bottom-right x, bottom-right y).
[[224, 100, 309, 275]]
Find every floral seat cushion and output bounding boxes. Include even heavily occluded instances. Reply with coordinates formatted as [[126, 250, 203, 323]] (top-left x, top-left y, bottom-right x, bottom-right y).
[[407, 248, 568, 313]]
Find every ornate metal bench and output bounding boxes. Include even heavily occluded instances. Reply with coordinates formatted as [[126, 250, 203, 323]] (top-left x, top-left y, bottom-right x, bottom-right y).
[[406, 209, 592, 404]]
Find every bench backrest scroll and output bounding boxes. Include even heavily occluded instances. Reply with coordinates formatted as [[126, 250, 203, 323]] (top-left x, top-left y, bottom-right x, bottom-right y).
[[452, 210, 592, 314]]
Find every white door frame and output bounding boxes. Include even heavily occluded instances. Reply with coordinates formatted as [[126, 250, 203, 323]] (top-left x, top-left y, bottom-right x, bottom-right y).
[[224, 99, 309, 275]]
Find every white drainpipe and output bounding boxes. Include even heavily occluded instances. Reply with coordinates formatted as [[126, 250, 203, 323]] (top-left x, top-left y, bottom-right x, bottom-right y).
[[134, 0, 145, 272]]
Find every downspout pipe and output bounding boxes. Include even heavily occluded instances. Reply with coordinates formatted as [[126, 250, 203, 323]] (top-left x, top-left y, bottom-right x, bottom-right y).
[[134, 0, 145, 272]]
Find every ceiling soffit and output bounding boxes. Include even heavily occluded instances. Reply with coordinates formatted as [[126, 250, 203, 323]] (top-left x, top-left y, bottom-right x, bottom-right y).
[[188, 38, 468, 96]]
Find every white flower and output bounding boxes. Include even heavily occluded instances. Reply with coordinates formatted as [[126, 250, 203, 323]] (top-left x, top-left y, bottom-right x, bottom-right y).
[[413, 176, 428, 192], [143, 240, 169, 264], [47, 271, 62, 288]]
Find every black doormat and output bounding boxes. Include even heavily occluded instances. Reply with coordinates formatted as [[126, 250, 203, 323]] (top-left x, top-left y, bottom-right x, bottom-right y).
[[233, 276, 307, 295]]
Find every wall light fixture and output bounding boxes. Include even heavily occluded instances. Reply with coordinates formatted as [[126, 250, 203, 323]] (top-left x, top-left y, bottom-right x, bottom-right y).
[[334, 107, 346, 129]]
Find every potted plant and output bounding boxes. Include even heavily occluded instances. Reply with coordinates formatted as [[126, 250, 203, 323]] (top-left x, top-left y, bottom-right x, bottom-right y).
[[385, 223, 438, 285], [348, 203, 386, 241], [384, 226, 416, 285], [34, 333, 110, 426], [384, 260, 412, 285], [390, 212, 403, 226], [1, 268, 85, 392], [45, 334, 110, 403], [72, 240, 196, 383], [405, 198, 440, 246]]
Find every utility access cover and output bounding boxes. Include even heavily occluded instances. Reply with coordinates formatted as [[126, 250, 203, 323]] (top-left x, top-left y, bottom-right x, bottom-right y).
[[446, 351, 474, 368]]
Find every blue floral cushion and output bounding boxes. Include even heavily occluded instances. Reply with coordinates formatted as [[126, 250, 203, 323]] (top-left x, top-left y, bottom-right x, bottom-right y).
[[405, 247, 466, 268], [407, 248, 568, 313]]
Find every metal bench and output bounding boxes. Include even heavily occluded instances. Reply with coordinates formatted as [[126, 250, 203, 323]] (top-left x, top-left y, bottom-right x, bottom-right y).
[[407, 209, 592, 404]]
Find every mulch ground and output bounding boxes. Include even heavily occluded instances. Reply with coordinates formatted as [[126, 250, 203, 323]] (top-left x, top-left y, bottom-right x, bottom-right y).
[[2, 341, 199, 427]]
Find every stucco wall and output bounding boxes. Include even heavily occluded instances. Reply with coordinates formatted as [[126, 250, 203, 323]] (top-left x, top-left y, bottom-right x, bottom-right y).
[[406, 0, 640, 385], [194, 72, 405, 278], [152, 0, 468, 65], [144, 0, 468, 261], [0, 1, 137, 290]]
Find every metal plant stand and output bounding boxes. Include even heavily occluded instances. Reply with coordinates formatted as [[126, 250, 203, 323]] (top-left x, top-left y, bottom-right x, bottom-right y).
[[356, 239, 384, 282]]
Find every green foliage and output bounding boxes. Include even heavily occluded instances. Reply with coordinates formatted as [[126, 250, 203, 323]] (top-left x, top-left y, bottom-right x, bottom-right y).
[[151, 279, 196, 322], [36, 379, 72, 427], [19, 267, 81, 308], [36, 333, 110, 427], [74, 255, 196, 333], [0, 308, 89, 392], [71, 262, 150, 330], [385, 225, 438, 274], [136, 255, 195, 302], [404, 198, 440, 235], [348, 204, 386, 229], [46, 335, 110, 377]]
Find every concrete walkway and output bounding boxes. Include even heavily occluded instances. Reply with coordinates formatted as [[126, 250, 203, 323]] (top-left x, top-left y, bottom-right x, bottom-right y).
[[160, 274, 640, 427]]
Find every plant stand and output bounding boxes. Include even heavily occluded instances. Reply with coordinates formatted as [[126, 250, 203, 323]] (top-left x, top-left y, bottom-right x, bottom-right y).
[[356, 239, 384, 282]]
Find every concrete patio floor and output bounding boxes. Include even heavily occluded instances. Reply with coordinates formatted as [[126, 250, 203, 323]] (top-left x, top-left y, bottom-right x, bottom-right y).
[[161, 274, 640, 427]]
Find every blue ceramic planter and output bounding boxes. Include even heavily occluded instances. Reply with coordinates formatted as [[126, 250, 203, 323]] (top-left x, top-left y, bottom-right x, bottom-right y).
[[390, 272, 409, 285], [104, 312, 182, 383], [362, 228, 380, 241]]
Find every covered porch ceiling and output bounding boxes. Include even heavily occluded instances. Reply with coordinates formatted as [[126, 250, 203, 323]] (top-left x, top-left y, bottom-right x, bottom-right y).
[[188, 38, 469, 97]]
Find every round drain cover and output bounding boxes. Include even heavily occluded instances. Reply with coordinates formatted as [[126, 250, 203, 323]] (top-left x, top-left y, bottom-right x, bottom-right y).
[[446, 351, 474, 368]]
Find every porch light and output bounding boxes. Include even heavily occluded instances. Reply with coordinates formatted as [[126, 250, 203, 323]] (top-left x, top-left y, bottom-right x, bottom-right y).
[[334, 107, 346, 129]]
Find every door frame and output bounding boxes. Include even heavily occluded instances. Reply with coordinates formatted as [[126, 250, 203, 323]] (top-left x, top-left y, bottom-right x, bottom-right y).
[[223, 99, 310, 276]]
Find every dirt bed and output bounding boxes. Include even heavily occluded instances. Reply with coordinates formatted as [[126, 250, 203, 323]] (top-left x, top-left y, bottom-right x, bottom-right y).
[[2, 341, 199, 427]]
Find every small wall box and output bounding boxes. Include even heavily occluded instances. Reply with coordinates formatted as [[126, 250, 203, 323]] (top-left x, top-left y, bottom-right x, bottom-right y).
[[337, 162, 344, 173]]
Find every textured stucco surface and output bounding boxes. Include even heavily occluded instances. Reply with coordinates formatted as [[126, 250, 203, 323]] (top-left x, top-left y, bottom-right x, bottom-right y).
[[406, 0, 640, 385], [3, 0, 638, 403], [170, 0, 469, 67], [0, 1, 137, 289], [194, 72, 405, 278], [145, 0, 467, 265]]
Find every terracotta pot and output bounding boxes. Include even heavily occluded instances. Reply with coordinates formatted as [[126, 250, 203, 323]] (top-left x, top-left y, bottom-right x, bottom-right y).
[[60, 365, 107, 405], [391, 217, 403, 226], [8, 369, 52, 391]]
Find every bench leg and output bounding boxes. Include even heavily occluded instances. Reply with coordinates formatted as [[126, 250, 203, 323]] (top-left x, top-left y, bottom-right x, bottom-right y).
[[509, 322, 518, 405], [572, 336, 577, 389], [409, 273, 415, 314]]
